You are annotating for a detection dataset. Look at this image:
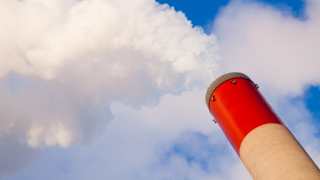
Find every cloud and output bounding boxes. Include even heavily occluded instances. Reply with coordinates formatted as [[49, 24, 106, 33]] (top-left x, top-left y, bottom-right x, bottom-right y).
[[0, 135, 41, 179], [0, 0, 221, 177], [5, 89, 252, 180], [3, 0, 320, 179], [214, 0, 320, 96], [0, 0, 221, 147]]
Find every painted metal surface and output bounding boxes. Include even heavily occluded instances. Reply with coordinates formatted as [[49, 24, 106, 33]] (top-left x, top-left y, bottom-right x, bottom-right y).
[[206, 73, 320, 179], [208, 78, 283, 154]]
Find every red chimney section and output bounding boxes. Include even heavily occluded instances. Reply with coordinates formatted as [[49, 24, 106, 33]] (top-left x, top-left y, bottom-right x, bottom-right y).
[[206, 72, 320, 180]]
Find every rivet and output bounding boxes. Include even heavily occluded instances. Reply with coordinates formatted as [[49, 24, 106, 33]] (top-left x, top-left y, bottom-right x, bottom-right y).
[[230, 80, 236, 84], [211, 95, 215, 101], [255, 84, 259, 89], [213, 119, 217, 123]]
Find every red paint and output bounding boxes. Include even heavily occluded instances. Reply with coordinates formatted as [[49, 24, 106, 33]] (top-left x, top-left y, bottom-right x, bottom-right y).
[[209, 78, 283, 155]]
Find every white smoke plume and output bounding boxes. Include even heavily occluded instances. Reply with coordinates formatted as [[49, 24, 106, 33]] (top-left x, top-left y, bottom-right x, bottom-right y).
[[0, 0, 221, 177], [3, 0, 320, 179], [0, 0, 220, 148]]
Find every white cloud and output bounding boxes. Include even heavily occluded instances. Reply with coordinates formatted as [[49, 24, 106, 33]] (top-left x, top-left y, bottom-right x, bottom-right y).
[[0, 0, 221, 177], [9, 88, 318, 180], [27, 121, 74, 148], [5, 89, 252, 180], [0, 0, 221, 148], [214, 0, 320, 96], [3, 0, 320, 179]]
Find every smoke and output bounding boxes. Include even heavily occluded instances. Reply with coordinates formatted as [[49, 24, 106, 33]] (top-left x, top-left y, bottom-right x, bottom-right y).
[[6, 0, 320, 179], [0, 0, 221, 177]]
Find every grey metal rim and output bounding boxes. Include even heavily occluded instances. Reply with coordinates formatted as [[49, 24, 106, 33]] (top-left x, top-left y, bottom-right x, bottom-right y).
[[205, 72, 253, 109]]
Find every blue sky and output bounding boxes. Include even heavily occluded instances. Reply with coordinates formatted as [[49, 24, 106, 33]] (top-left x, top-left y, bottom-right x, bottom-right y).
[[157, 0, 306, 25], [304, 86, 320, 120], [1, 0, 320, 180]]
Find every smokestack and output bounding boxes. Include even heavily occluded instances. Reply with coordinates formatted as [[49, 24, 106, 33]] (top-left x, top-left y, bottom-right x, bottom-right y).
[[205, 72, 320, 180]]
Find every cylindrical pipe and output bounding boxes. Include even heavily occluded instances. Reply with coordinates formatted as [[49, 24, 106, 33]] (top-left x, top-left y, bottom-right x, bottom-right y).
[[205, 72, 320, 180]]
